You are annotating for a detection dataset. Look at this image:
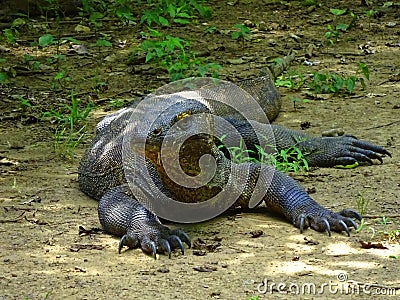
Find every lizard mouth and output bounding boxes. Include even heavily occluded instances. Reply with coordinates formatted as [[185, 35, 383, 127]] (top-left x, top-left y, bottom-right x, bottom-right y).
[[144, 133, 215, 171]]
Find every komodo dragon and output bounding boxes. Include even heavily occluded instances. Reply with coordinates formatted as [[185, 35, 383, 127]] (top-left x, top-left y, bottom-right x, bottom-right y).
[[78, 67, 391, 259]]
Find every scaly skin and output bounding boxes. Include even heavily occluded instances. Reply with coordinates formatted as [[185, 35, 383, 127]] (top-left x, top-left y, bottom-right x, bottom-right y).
[[78, 75, 391, 258]]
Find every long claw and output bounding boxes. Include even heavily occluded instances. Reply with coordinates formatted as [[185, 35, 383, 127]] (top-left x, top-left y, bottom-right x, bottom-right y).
[[347, 218, 358, 230], [180, 232, 191, 249], [339, 209, 362, 221], [352, 138, 392, 158], [172, 229, 191, 248], [339, 220, 350, 236], [169, 235, 184, 255], [159, 239, 171, 258], [151, 241, 157, 260], [118, 234, 127, 254], [299, 214, 305, 233], [323, 219, 331, 237]]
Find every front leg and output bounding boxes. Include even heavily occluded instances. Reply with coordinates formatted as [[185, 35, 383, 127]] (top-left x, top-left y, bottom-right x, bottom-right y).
[[271, 125, 391, 167], [259, 166, 362, 235], [224, 122, 391, 168], [297, 135, 391, 167], [98, 185, 191, 258]]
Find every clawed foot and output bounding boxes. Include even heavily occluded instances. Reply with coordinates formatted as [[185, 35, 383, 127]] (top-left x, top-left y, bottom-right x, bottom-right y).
[[293, 208, 362, 236], [119, 226, 191, 259], [336, 135, 391, 165], [302, 135, 391, 167]]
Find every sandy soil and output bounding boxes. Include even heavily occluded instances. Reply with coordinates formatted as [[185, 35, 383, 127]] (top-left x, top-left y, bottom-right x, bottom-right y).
[[1, 1, 399, 299]]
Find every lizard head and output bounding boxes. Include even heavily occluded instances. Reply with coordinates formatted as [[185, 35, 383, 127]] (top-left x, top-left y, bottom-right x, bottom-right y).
[[146, 96, 213, 149], [127, 93, 215, 162]]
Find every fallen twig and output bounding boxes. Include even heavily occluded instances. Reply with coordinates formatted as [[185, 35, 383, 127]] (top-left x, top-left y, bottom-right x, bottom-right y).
[[366, 120, 400, 130]]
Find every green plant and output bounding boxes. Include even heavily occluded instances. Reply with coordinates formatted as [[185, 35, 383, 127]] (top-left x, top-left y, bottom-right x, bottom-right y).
[[140, 0, 211, 27], [3, 28, 18, 44], [114, 0, 135, 25], [364, 9, 378, 18], [330, 8, 347, 16], [218, 137, 309, 173], [80, 0, 136, 26], [1, 17, 26, 45], [231, 24, 252, 48], [218, 137, 255, 164], [52, 68, 71, 90], [38, 0, 61, 21], [274, 67, 305, 91], [0, 72, 7, 85], [141, 5, 192, 26], [258, 145, 309, 173], [288, 96, 309, 110], [360, 217, 400, 243], [43, 93, 92, 128], [324, 24, 342, 45], [0, 57, 8, 84], [141, 9, 167, 26], [308, 64, 369, 95], [377, 215, 389, 226], [42, 92, 93, 159], [324, 8, 358, 45], [357, 62, 370, 86], [356, 193, 370, 216], [96, 36, 112, 48], [355, 219, 367, 233], [108, 99, 127, 108], [204, 26, 217, 34], [131, 28, 220, 80], [38, 34, 55, 48], [23, 54, 41, 71], [17, 96, 32, 109], [53, 124, 87, 159]]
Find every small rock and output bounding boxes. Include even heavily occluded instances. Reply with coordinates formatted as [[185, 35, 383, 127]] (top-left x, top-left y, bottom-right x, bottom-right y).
[[386, 22, 397, 28], [157, 266, 169, 273], [258, 21, 267, 31], [104, 54, 117, 62], [307, 187, 316, 194], [289, 33, 301, 41], [74, 24, 91, 33], [322, 128, 345, 137], [300, 121, 311, 130], [249, 230, 263, 238], [267, 39, 277, 46], [227, 58, 245, 65], [69, 44, 88, 55], [304, 236, 319, 245], [137, 270, 156, 275], [243, 20, 254, 27], [194, 265, 218, 272], [193, 250, 207, 256], [305, 43, 318, 58]]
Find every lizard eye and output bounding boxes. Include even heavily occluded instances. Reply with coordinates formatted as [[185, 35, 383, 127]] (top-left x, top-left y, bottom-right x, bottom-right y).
[[175, 110, 192, 129], [152, 127, 162, 136]]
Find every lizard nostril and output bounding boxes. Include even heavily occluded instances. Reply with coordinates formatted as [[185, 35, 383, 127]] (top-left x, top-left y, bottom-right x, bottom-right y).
[[152, 127, 162, 136]]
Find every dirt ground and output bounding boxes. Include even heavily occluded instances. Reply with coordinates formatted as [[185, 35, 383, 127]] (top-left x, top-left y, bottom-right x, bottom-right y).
[[1, 1, 399, 299]]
